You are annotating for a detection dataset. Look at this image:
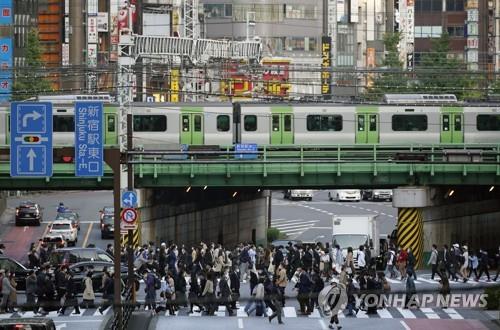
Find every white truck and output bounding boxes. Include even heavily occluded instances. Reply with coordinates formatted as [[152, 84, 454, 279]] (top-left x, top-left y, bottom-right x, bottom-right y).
[[331, 215, 380, 269], [284, 189, 313, 201]]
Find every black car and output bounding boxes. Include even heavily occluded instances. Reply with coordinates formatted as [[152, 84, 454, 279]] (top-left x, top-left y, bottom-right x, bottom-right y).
[[100, 214, 114, 239], [49, 247, 113, 267], [0, 256, 32, 291], [0, 318, 56, 330], [15, 201, 42, 226], [68, 261, 141, 294]]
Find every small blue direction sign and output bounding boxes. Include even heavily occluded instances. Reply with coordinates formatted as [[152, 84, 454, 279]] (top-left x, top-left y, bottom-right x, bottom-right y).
[[235, 143, 258, 160], [75, 101, 103, 177], [10, 102, 53, 177], [121, 190, 138, 208]]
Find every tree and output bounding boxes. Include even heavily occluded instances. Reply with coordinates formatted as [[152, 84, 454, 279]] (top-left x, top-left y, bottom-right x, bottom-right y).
[[12, 29, 52, 100], [367, 32, 409, 99], [414, 33, 485, 100]]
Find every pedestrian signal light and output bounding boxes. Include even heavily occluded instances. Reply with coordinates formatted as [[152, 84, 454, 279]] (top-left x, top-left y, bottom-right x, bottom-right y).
[[23, 135, 40, 143]]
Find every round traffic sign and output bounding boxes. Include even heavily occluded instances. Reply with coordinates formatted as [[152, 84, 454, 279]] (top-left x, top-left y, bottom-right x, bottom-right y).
[[121, 208, 138, 224]]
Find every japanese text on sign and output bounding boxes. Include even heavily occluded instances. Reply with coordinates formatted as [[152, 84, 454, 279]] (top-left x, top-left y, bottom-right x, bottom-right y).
[[75, 102, 103, 177]]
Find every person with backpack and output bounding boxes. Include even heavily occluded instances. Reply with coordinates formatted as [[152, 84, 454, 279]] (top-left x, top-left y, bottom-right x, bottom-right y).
[[295, 267, 312, 315]]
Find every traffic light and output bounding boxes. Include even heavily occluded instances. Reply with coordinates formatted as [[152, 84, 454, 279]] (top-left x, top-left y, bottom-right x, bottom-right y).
[[23, 135, 40, 143]]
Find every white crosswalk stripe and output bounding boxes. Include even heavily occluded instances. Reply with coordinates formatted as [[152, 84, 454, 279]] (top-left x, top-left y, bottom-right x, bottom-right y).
[[444, 308, 464, 319]]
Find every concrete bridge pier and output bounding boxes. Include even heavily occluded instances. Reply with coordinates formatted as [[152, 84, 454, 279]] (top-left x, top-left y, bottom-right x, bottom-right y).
[[393, 186, 500, 263], [135, 188, 268, 247]]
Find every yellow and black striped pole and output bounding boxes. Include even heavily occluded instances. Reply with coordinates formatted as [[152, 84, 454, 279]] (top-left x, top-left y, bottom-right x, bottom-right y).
[[397, 208, 424, 268], [120, 216, 142, 249]]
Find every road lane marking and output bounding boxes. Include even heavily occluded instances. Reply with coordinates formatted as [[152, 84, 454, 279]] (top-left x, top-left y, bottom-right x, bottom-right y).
[[421, 308, 439, 319], [444, 308, 463, 319], [397, 308, 416, 319], [273, 223, 318, 229], [283, 306, 297, 317], [82, 222, 93, 248], [319, 319, 328, 330], [238, 318, 244, 329], [400, 320, 411, 330], [377, 308, 393, 318]]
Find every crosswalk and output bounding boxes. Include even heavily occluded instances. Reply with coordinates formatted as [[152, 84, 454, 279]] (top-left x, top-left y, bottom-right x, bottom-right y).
[[271, 218, 321, 238], [0, 305, 475, 320]]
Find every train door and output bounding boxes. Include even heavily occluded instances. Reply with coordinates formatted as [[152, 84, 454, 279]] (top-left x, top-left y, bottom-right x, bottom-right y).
[[104, 113, 117, 145], [355, 113, 379, 144], [180, 113, 204, 145], [270, 107, 293, 144], [440, 109, 463, 143]]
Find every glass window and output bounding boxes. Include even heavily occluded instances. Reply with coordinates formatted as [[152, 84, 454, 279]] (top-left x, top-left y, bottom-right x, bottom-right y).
[[54, 115, 74, 132], [217, 115, 230, 132], [446, 0, 464, 11], [225, 4, 232, 17], [204, 4, 232, 18], [107, 115, 115, 132], [233, 4, 283, 22], [442, 115, 450, 131], [307, 115, 343, 131], [392, 115, 428, 131], [369, 115, 377, 131], [477, 114, 500, 131], [272, 115, 280, 131], [358, 115, 365, 131], [182, 115, 189, 132], [447, 26, 464, 37], [417, 0, 442, 11], [454, 115, 462, 131], [244, 115, 257, 131], [133, 115, 167, 132], [284, 5, 318, 19], [284, 115, 292, 131], [97, 252, 113, 263], [194, 115, 202, 132], [78, 250, 95, 261]]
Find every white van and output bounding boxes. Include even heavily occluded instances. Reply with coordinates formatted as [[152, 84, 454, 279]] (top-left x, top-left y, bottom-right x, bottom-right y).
[[284, 189, 313, 201], [328, 189, 361, 202]]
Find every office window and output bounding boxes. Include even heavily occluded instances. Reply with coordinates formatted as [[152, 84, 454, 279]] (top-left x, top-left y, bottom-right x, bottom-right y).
[[416, 0, 442, 11], [204, 4, 232, 18], [447, 26, 464, 37], [284, 5, 318, 19], [392, 115, 428, 131], [233, 4, 283, 22], [446, 0, 465, 11]]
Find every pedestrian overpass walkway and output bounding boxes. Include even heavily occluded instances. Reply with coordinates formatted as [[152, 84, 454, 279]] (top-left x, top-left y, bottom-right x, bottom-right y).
[[0, 144, 499, 190]]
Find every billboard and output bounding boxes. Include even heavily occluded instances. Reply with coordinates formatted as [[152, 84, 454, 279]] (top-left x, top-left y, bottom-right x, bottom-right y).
[[0, 37, 12, 102], [88, 16, 97, 43], [321, 36, 332, 98], [87, 44, 97, 67], [0, 0, 12, 25], [97, 12, 109, 32]]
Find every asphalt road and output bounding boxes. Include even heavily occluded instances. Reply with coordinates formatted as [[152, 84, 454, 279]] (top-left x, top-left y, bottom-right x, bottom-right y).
[[271, 190, 397, 244]]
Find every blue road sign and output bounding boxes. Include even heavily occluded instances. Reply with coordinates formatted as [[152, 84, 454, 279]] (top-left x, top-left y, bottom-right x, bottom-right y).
[[121, 190, 138, 208], [75, 101, 103, 177], [235, 143, 258, 160], [10, 102, 53, 177]]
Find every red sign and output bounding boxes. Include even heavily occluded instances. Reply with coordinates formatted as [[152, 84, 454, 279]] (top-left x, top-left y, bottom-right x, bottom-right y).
[[121, 208, 138, 224]]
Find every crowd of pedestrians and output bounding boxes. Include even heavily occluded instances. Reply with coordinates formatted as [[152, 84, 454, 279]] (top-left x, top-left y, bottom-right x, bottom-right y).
[[0, 239, 499, 329]]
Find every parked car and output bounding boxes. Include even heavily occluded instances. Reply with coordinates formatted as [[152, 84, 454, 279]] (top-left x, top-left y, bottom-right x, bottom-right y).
[[100, 214, 114, 239], [49, 248, 113, 267], [55, 210, 80, 231], [68, 261, 141, 293], [15, 201, 42, 226], [48, 220, 78, 246], [0, 256, 32, 291]]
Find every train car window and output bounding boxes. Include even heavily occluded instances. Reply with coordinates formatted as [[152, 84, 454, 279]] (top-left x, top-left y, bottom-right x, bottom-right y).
[[217, 115, 230, 132], [244, 115, 257, 131], [53, 115, 75, 132], [477, 114, 500, 131], [107, 116, 115, 132], [284, 115, 292, 131], [442, 115, 450, 131], [133, 115, 167, 132], [182, 115, 189, 132], [272, 115, 280, 131], [369, 115, 377, 131], [194, 115, 202, 132], [454, 115, 462, 131], [392, 115, 428, 131], [306, 115, 342, 131], [357, 115, 365, 131]]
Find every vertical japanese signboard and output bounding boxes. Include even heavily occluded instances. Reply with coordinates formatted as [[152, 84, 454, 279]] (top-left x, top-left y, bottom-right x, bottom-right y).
[[0, 0, 12, 102], [321, 36, 332, 99], [75, 102, 103, 177], [0, 0, 12, 25]]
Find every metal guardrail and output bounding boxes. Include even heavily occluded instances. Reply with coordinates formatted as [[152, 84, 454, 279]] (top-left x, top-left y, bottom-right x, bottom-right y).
[[109, 285, 135, 330]]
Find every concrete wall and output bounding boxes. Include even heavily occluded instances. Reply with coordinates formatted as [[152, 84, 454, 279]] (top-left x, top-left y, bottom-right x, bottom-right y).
[[138, 189, 268, 247], [422, 199, 500, 253], [0, 192, 6, 217]]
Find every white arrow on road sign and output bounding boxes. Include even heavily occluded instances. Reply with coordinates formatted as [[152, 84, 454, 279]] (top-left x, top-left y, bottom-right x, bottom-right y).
[[22, 110, 42, 127], [27, 148, 36, 171], [124, 192, 135, 206]]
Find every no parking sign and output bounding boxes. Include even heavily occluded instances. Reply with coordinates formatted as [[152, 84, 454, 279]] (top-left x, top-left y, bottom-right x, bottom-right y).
[[121, 207, 138, 230]]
